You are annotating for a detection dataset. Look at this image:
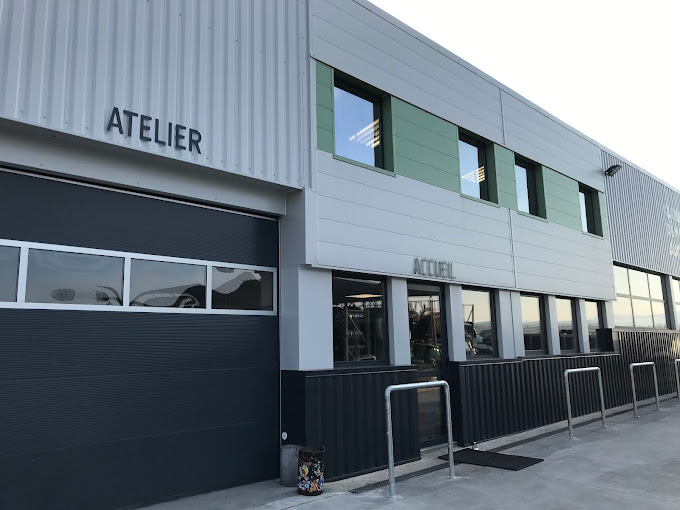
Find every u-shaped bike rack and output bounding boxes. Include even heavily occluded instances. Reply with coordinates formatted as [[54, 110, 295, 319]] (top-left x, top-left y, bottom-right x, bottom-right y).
[[564, 367, 607, 439], [384, 380, 455, 499], [630, 362, 660, 417]]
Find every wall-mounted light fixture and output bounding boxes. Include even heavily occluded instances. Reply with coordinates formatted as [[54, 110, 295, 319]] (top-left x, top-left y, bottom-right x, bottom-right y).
[[605, 164, 621, 177]]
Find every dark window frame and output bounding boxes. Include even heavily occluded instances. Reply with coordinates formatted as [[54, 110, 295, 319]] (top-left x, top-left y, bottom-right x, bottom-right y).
[[521, 293, 548, 356], [332, 271, 390, 366], [613, 264, 668, 330], [515, 156, 540, 216], [584, 300, 606, 352], [333, 73, 386, 170], [461, 285, 499, 358], [458, 133, 490, 202], [579, 184, 597, 234]]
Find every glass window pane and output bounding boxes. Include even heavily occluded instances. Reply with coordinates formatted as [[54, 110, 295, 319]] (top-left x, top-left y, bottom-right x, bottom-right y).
[[613, 266, 630, 296], [334, 86, 381, 167], [212, 267, 273, 311], [673, 279, 680, 304], [408, 286, 443, 370], [648, 274, 664, 300], [459, 139, 487, 200], [584, 301, 601, 351], [555, 298, 576, 352], [628, 270, 650, 298], [632, 298, 653, 328], [613, 296, 634, 328], [26, 250, 123, 305], [332, 276, 386, 362], [579, 191, 588, 233], [521, 295, 545, 353], [130, 260, 206, 308], [462, 289, 497, 357], [0, 246, 20, 302], [515, 164, 530, 213], [651, 301, 667, 329]]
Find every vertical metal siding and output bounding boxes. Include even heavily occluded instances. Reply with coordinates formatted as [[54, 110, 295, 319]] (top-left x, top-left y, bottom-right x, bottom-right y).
[[452, 330, 680, 446], [0, 0, 311, 190], [602, 150, 680, 276]]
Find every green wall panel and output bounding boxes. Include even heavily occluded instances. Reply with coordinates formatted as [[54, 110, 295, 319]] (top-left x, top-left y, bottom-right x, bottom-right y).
[[488, 144, 517, 210], [391, 98, 459, 192], [542, 167, 582, 231], [315, 61, 334, 153]]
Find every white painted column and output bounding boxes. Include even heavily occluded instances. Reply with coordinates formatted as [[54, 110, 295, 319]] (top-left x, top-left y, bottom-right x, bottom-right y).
[[603, 300, 616, 330], [387, 277, 412, 366], [510, 291, 526, 357], [495, 290, 517, 359], [445, 284, 466, 362], [280, 266, 334, 371], [545, 295, 561, 356], [575, 298, 591, 354], [663, 275, 678, 330]]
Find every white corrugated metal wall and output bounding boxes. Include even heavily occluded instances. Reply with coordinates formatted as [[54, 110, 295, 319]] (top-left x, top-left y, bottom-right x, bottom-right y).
[[603, 150, 680, 278], [0, 0, 311, 190]]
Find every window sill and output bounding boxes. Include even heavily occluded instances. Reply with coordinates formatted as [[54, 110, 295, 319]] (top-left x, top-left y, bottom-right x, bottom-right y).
[[516, 210, 548, 222], [333, 154, 395, 177], [582, 230, 604, 240], [461, 194, 500, 208]]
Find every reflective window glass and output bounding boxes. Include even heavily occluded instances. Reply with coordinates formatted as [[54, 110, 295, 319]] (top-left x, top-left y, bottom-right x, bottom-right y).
[[521, 295, 546, 354], [579, 185, 597, 234], [332, 275, 386, 363], [130, 260, 206, 308], [584, 300, 602, 351], [613, 266, 630, 296], [459, 137, 488, 200], [334, 84, 382, 168], [556, 298, 577, 352], [673, 279, 680, 302], [515, 164, 530, 214], [613, 296, 634, 328], [212, 267, 273, 311], [651, 301, 667, 329], [0, 246, 20, 302], [26, 250, 123, 305], [409, 286, 443, 370], [462, 288, 497, 357], [648, 274, 664, 300], [579, 191, 588, 233], [631, 299, 653, 328], [628, 270, 650, 298]]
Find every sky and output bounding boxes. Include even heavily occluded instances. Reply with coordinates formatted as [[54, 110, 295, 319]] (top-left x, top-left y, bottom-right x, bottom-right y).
[[370, 0, 680, 188]]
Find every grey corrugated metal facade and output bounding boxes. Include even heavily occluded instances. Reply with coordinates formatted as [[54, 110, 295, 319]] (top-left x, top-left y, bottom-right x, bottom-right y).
[[602, 150, 680, 277], [0, 0, 312, 189]]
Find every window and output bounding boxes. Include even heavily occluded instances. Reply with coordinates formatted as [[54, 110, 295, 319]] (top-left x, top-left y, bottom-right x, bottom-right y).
[[613, 266, 667, 329], [408, 285, 443, 370], [672, 279, 680, 329], [521, 294, 547, 354], [334, 79, 383, 168], [462, 288, 497, 357], [25, 250, 124, 305], [212, 267, 274, 311], [459, 135, 488, 201], [584, 300, 604, 351], [514, 158, 540, 216], [555, 298, 577, 353], [130, 260, 206, 308], [0, 245, 20, 302], [579, 184, 597, 234], [332, 274, 387, 363]]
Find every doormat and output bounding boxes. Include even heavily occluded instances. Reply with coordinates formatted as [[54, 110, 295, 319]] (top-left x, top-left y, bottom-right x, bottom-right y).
[[438, 449, 543, 471]]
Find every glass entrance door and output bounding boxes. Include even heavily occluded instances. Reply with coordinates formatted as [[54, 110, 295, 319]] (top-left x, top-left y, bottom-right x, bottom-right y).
[[407, 283, 447, 446]]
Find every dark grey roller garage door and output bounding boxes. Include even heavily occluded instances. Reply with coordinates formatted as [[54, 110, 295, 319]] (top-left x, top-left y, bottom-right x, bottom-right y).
[[0, 170, 280, 510]]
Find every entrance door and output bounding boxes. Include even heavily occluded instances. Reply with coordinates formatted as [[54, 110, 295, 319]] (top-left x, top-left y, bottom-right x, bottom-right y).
[[407, 283, 447, 446]]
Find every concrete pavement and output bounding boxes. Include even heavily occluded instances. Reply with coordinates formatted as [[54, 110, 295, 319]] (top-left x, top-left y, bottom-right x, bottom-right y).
[[143, 397, 680, 509]]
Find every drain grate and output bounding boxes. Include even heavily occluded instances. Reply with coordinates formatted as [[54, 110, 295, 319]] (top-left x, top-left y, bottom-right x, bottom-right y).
[[438, 449, 543, 471]]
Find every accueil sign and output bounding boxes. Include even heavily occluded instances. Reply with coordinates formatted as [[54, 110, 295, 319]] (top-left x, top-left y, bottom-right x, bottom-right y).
[[106, 107, 202, 154], [413, 258, 454, 279]]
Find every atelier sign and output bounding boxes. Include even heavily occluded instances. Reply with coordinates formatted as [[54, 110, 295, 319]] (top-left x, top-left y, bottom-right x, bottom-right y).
[[106, 107, 202, 154], [413, 258, 454, 279]]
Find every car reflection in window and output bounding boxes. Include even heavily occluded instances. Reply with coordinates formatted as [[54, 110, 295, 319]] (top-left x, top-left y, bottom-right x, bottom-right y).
[[465, 322, 495, 356], [130, 284, 206, 308], [212, 267, 273, 311]]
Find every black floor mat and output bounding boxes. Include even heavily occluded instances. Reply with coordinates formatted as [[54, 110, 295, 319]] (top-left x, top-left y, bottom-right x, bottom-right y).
[[438, 448, 543, 471]]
